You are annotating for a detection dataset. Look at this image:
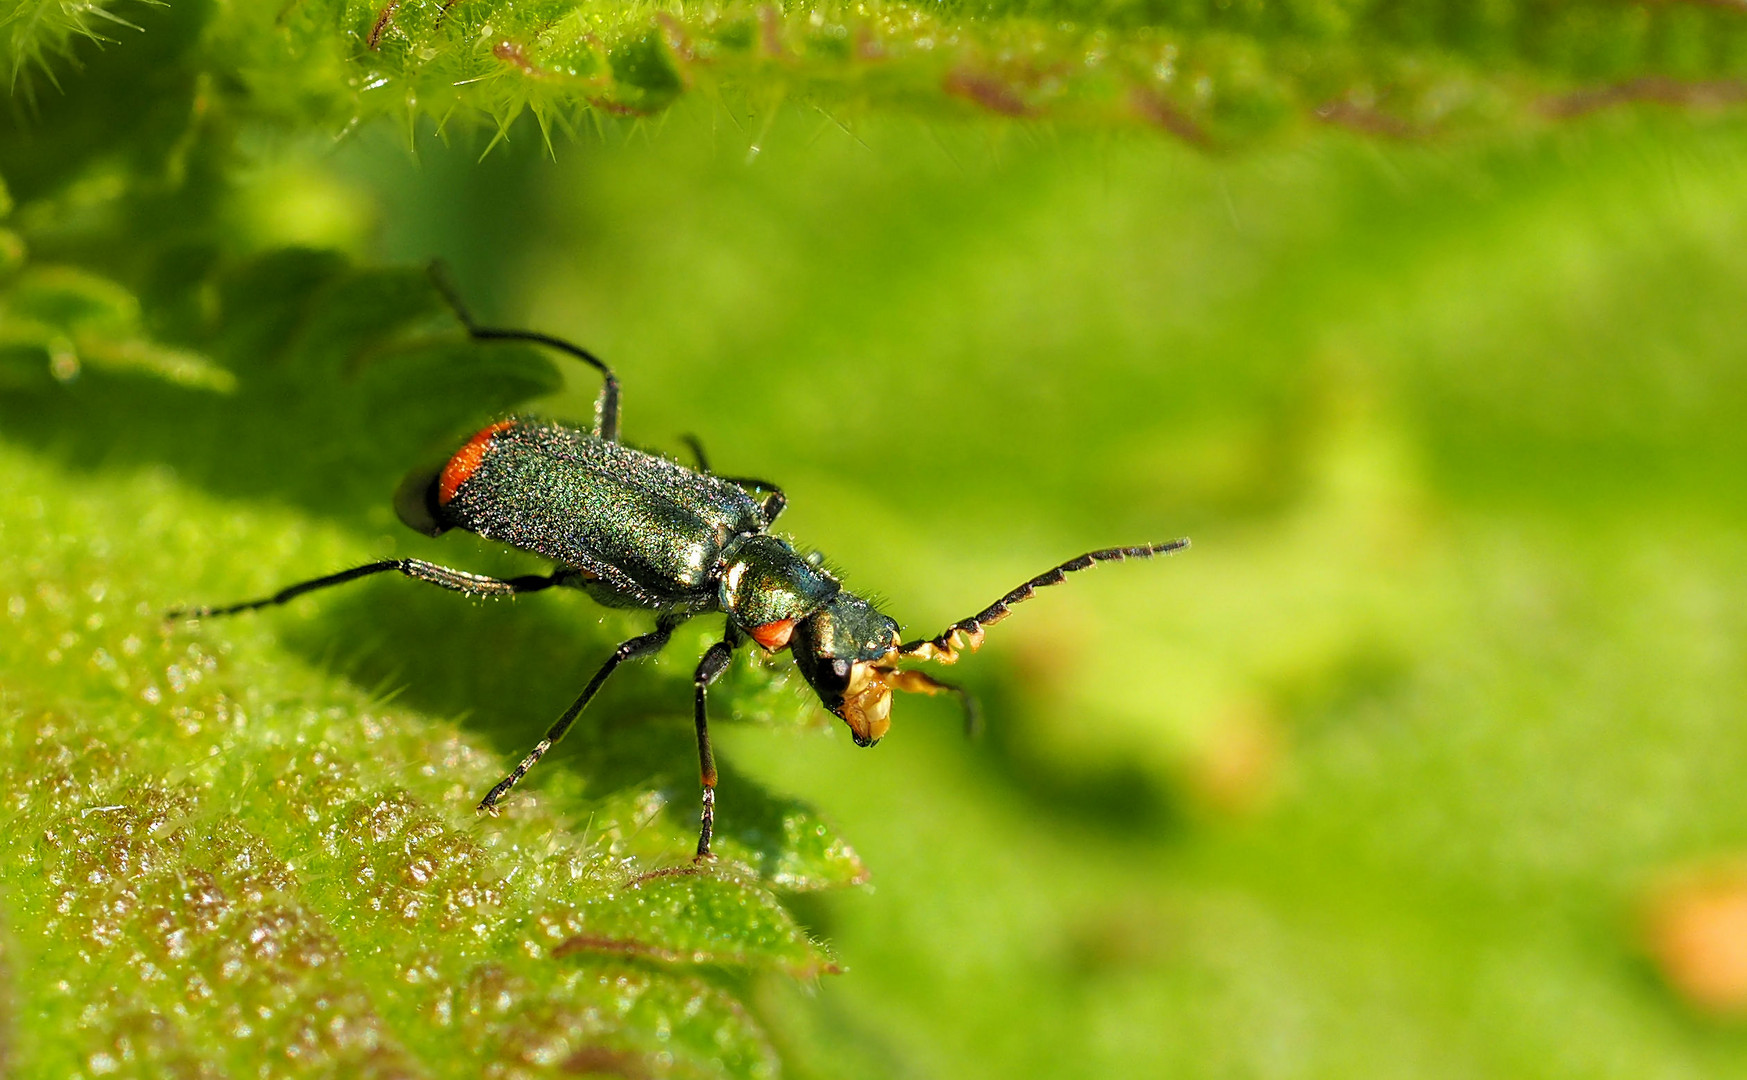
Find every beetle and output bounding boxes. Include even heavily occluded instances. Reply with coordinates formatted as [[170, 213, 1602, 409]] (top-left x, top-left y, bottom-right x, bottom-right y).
[[172, 277, 1189, 860]]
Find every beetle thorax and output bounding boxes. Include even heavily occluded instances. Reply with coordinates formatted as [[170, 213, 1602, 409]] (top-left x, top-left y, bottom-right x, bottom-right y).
[[718, 534, 839, 642]]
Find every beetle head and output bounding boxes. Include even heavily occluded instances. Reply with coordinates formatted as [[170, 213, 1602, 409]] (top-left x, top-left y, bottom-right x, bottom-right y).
[[789, 591, 901, 747]]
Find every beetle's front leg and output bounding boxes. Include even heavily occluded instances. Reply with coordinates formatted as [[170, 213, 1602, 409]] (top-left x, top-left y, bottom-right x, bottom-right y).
[[690, 633, 739, 860]]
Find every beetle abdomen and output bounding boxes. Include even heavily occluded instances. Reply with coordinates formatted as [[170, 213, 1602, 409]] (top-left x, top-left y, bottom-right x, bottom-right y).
[[436, 419, 765, 601]]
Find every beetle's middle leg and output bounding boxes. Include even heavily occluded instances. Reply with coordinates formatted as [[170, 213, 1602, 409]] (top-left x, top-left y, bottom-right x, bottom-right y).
[[678, 435, 787, 525], [690, 632, 740, 860], [746, 486, 787, 526], [477, 612, 690, 814]]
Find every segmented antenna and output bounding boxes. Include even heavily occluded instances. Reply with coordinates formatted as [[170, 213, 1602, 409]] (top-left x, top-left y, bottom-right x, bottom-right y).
[[897, 539, 1190, 664]]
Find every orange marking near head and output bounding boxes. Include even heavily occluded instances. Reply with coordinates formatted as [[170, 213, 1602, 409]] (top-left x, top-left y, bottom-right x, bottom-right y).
[[438, 420, 515, 504], [749, 618, 796, 651]]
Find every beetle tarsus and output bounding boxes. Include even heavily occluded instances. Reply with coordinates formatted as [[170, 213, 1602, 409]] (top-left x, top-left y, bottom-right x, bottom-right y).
[[167, 559, 567, 622], [695, 786, 716, 861], [479, 615, 686, 810], [478, 738, 551, 813]]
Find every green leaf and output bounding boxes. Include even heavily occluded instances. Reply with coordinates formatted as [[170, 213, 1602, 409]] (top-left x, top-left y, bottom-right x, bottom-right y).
[[0, 247, 866, 1075], [0, 264, 234, 389], [11, 0, 1747, 1074], [211, 0, 1747, 141]]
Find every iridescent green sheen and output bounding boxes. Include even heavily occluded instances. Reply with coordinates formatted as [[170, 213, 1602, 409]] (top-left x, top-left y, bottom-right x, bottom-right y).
[[443, 418, 768, 609], [717, 534, 840, 629]]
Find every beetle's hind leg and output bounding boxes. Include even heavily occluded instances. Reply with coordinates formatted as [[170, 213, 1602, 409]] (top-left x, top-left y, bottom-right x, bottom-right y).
[[477, 612, 690, 814], [167, 560, 571, 620], [427, 262, 624, 442]]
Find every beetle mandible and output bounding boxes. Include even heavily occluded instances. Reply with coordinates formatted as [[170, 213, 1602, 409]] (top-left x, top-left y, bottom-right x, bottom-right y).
[[173, 276, 1189, 860]]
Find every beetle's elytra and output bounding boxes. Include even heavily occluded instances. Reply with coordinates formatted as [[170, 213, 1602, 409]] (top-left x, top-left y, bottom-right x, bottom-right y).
[[172, 273, 1189, 860]]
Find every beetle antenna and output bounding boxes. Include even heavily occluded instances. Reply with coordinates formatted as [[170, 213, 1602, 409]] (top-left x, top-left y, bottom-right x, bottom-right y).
[[427, 261, 624, 443], [897, 539, 1190, 664]]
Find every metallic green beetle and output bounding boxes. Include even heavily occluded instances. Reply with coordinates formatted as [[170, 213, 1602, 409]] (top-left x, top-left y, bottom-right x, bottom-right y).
[[174, 284, 1188, 860]]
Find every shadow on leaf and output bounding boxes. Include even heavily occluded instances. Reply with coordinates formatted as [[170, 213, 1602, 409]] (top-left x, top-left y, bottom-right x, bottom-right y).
[[0, 249, 560, 526], [280, 574, 865, 887]]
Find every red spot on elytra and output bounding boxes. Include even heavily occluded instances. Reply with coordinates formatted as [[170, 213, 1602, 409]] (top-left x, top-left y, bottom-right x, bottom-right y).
[[438, 421, 515, 504]]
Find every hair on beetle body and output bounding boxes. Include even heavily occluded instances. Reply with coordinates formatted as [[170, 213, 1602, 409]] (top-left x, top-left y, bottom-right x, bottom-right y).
[[169, 266, 1189, 862]]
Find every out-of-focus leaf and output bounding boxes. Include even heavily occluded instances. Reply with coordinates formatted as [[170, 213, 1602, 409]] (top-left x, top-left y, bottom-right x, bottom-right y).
[[0, 264, 235, 389], [0, 0, 154, 97]]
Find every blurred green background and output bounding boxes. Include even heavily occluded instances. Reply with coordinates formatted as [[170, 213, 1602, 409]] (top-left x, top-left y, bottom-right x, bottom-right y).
[[334, 110, 1747, 1076], [7, 3, 1747, 1075]]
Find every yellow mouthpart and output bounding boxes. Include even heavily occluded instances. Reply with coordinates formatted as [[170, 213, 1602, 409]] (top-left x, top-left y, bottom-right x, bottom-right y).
[[839, 661, 894, 745]]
